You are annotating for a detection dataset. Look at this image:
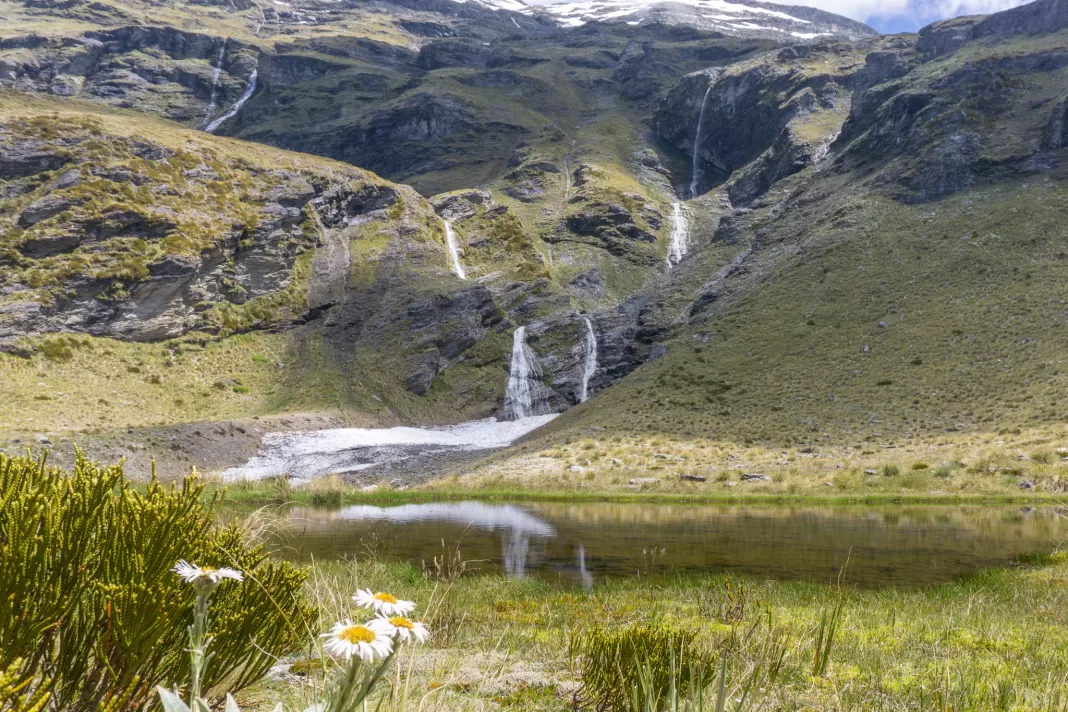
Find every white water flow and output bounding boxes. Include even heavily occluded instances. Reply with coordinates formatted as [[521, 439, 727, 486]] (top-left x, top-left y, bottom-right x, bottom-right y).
[[666, 201, 688, 266], [505, 326, 544, 420], [689, 84, 713, 199], [221, 415, 558, 481], [579, 317, 598, 403], [204, 45, 225, 123], [204, 69, 257, 134], [442, 219, 466, 279]]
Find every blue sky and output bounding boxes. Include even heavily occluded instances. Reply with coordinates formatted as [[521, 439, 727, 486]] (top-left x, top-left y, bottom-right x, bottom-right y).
[[769, 0, 1033, 32]]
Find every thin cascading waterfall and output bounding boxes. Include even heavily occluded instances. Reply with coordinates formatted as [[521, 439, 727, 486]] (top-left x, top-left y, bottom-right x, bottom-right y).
[[579, 317, 598, 403], [689, 84, 713, 199], [563, 155, 572, 199], [505, 326, 546, 420], [203, 44, 225, 125], [442, 218, 466, 279], [666, 200, 688, 266], [204, 68, 257, 134]]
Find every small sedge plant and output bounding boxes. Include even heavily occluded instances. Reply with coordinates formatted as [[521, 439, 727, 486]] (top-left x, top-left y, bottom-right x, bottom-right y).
[[157, 566, 429, 712]]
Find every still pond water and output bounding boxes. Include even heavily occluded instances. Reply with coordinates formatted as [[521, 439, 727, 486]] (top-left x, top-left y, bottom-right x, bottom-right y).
[[242, 502, 1068, 588]]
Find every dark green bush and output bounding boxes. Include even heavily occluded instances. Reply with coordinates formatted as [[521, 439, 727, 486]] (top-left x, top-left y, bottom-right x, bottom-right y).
[[0, 454, 315, 711]]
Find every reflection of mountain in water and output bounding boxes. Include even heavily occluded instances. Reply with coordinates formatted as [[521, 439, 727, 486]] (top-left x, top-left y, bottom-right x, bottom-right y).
[[338, 502, 557, 579], [247, 502, 1068, 588]]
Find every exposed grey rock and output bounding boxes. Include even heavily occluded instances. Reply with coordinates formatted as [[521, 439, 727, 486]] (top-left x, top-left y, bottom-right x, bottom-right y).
[[19, 195, 73, 226]]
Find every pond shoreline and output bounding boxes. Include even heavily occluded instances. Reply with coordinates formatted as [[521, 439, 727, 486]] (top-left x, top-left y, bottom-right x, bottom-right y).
[[214, 484, 1065, 507]]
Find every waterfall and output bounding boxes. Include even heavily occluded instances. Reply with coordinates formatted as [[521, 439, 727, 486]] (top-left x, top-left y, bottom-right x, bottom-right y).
[[505, 326, 545, 420], [203, 45, 225, 125], [204, 69, 257, 134], [689, 84, 713, 199], [563, 156, 571, 198], [666, 201, 688, 266], [579, 317, 598, 403], [442, 219, 466, 279]]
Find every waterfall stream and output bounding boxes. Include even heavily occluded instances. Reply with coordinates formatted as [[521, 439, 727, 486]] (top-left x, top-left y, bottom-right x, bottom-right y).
[[442, 219, 466, 279], [666, 201, 688, 266], [205, 69, 257, 134], [579, 317, 598, 403], [689, 84, 713, 199], [203, 45, 225, 125], [505, 326, 545, 420]]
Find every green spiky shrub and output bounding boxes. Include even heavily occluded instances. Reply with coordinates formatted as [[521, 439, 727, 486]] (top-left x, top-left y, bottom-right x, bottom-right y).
[[0, 453, 315, 711], [570, 625, 709, 711]]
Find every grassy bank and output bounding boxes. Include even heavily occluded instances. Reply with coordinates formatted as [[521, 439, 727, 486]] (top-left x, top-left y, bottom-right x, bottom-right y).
[[214, 479, 1063, 507], [236, 551, 1068, 711]]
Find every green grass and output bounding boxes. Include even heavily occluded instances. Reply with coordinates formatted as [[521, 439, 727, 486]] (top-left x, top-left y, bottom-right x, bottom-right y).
[[212, 479, 1061, 507], [235, 548, 1068, 711]]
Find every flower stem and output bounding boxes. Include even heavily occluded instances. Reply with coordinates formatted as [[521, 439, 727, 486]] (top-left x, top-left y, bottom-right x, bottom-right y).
[[189, 588, 212, 704]]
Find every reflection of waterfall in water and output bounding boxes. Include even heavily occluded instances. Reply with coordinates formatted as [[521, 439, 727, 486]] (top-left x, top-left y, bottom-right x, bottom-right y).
[[203, 45, 225, 126], [689, 84, 713, 199], [577, 544, 593, 592], [579, 317, 598, 403], [503, 528, 531, 577], [666, 201, 688, 267], [442, 219, 466, 279], [505, 326, 547, 420], [205, 69, 257, 134], [335, 502, 556, 579]]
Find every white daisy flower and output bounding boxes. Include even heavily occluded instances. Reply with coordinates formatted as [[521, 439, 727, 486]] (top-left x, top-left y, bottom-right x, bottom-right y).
[[173, 560, 244, 591], [381, 615, 430, 644], [353, 589, 415, 616], [321, 619, 394, 662]]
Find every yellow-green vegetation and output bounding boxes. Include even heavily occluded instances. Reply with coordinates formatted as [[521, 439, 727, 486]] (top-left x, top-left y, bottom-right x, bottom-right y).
[[449, 424, 1068, 498], [0, 331, 292, 429], [0, 454, 313, 710], [2, 113, 264, 290], [0, 0, 417, 49], [234, 549, 1068, 711]]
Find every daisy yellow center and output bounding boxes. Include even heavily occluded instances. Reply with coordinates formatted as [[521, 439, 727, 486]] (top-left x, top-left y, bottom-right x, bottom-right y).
[[201, 567, 216, 574], [389, 617, 414, 629], [374, 592, 398, 604], [338, 625, 376, 644]]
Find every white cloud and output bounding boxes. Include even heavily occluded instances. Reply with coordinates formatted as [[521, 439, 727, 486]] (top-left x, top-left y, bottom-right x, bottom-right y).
[[762, 0, 908, 20], [927, 0, 1030, 17], [761, 0, 1031, 22]]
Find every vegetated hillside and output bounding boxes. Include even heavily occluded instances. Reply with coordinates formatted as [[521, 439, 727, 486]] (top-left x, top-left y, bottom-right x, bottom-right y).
[[2, 0, 1068, 465], [534, 0, 1068, 451], [0, 93, 574, 433]]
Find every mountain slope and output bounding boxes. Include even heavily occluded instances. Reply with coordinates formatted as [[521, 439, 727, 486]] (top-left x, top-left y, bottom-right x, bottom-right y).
[[3, 0, 1068, 489], [523, 2, 1068, 456]]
